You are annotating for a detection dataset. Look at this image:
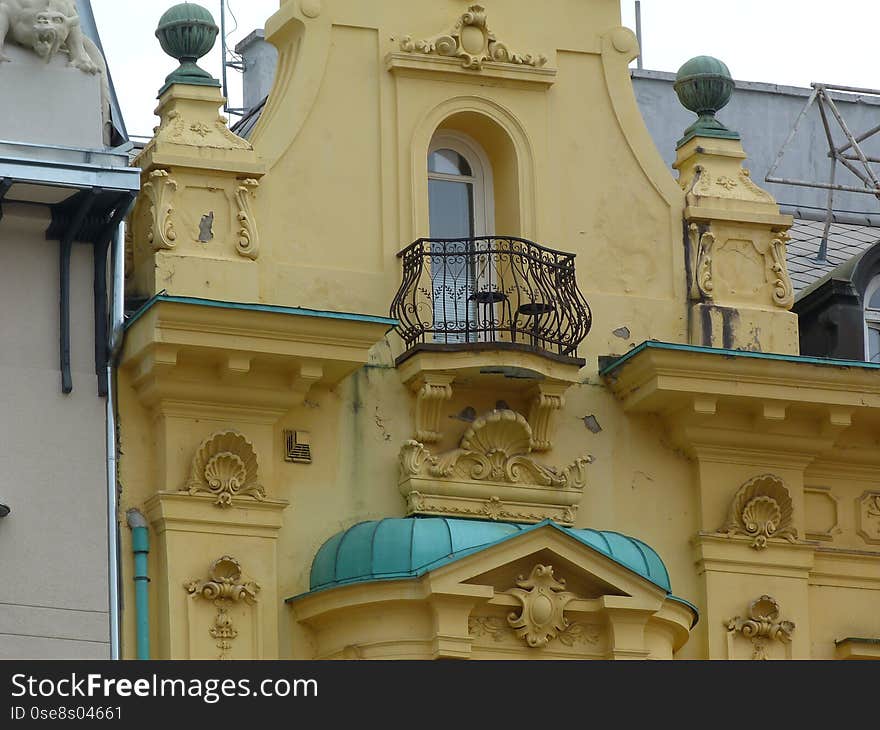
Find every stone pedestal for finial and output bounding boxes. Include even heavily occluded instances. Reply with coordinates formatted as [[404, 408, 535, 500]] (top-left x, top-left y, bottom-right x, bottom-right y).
[[673, 57, 799, 355], [128, 3, 265, 302]]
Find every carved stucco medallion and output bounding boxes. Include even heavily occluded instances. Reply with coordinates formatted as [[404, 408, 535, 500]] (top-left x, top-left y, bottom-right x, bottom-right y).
[[399, 4, 547, 71], [184, 430, 266, 507], [185, 556, 260, 660], [725, 595, 794, 660], [718, 474, 797, 549], [505, 564, 576, 648]]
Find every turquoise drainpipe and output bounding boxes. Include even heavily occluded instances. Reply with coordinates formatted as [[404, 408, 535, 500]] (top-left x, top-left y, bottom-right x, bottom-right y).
[[125, 509, 150, 660]]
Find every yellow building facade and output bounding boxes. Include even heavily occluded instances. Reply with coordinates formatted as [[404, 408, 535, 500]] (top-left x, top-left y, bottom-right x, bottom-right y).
[[117, 0, 880, 660]]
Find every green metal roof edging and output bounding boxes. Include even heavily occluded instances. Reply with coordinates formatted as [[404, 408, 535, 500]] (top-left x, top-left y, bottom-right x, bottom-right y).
[[599, 340, 880, 378], [287, 519, 700, 628], [668, 595, 701, 629], [124, 293, 398, 332], [835, 637, 880, 645]]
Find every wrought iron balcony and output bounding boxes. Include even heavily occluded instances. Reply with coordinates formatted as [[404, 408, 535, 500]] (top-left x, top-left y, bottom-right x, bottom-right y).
[[391, 236, 592, 363]]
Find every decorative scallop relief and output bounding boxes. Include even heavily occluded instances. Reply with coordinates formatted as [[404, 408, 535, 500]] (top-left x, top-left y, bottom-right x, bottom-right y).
[[399, 410, 590, 525], [184, 430, 265, 507], [415, 410, 589, 488], [185, 556, 260, 660], [725, 595, 794, 661], [718, 474, 797, 549], [399, 4, 547, 70]]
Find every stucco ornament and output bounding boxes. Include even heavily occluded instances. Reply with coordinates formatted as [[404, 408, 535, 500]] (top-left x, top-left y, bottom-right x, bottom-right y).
[[856, 491, 880, 544], [400, 4, 547, 71], [506, 565, 576, 648], [726, 595, 794, 660], [421, 410, 587, 487], [718, 474, 797, 549], [687, 223, 715, 300], [185, 556, 260, 660], [683, 168, 794, 310], [184, 430, 266, 507], [234, 178, 261, 260], [399, 410, 590, 526], [143, 169, 178, 251]]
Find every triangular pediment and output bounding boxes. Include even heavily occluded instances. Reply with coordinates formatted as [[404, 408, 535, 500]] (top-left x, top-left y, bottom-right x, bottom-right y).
[[292, 520, 696, 659], [427, 523, 668, 604]]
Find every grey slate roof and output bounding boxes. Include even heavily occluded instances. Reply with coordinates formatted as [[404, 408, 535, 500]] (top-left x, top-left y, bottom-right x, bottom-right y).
[[230, 97, 267, 141], [787, 217, 880, 294]]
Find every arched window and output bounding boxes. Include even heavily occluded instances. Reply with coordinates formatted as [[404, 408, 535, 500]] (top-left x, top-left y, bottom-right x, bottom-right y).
[[427, 133, 495, 343], [865, 276, 880, 362], [428, 132, 494, 239]]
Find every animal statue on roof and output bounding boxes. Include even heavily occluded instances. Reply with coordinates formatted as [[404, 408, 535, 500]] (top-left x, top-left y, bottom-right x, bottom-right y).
[[0, 0, 111, 141]]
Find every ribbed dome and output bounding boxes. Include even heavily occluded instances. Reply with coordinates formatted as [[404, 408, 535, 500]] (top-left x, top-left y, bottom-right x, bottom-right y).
[[309, 518, 671, 593]]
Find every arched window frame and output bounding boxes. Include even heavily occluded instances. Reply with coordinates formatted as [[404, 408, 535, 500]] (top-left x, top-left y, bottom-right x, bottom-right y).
[[864, 276, 880, 362], [428, 131, 495, 238]]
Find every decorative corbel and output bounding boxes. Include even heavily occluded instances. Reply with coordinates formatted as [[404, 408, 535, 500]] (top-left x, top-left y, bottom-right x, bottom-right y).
[[687, 223, 715, 301], [185, 556, 260, 660], [235, 178, 260, 260], [143, 169, 178, 250], [527, 383, 568, 452], [769, 232, 795, 309], [411, 374, 454, 443]]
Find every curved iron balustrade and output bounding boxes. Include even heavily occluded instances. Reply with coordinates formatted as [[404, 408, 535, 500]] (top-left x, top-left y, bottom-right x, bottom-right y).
[[391, 236, 592, 360]]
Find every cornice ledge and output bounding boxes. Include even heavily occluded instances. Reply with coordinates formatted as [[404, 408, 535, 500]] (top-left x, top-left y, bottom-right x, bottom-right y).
[[385, 51, 556, 87], [692, 531, 816, 574], [604, 345, 880, 413], [144, 491, 289, 532]]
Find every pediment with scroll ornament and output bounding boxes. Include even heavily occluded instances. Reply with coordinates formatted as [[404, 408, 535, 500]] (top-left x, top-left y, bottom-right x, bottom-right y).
[[399, 410, 591, 526], [290, 519, 698, 660], [399, 4, 547, 71]]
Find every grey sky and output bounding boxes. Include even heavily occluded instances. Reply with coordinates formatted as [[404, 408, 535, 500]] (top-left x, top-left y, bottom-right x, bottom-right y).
[[92, 1, 880, 139]]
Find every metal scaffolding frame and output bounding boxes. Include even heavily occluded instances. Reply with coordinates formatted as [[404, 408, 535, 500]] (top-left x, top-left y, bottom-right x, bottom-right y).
[[766, 83, 880, 262]]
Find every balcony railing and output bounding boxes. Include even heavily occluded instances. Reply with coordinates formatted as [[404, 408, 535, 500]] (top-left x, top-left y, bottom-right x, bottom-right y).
[[391, 236, 592, 362]]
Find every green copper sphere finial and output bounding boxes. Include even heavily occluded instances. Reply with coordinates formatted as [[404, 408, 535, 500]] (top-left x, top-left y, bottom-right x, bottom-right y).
[[155, 3, 221, 96], [674, 55, 740, 148]]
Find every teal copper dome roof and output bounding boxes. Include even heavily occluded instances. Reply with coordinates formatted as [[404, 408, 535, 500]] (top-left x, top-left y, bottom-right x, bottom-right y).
[[308, 518, 672, 594]]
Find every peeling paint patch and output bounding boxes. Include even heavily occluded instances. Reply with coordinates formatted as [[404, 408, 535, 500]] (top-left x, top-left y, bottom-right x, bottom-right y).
[[632, 471, 655, 490], [582, 415, 602, 434], [375, 406, 391, 442], [198, 212, 215, 242], [612, 327, 631, 340]]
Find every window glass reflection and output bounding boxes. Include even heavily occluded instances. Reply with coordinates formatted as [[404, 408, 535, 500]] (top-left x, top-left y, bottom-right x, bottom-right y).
[[429, 148, 473, 177]]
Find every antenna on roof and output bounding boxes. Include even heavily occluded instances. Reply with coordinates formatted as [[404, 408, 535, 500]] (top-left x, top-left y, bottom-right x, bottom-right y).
[[635, 1, 643, 70], [767, 83, 880, 263], [219, 0, 247, 117]]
